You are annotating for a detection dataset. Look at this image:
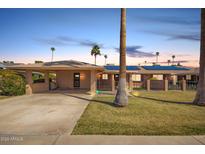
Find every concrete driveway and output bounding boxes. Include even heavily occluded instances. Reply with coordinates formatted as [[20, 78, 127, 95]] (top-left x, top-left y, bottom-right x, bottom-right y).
[[0, 93, 91, 136]]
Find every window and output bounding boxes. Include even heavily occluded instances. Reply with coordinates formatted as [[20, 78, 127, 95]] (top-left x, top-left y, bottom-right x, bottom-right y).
[[132, 74, 141, 81], [153, 75, 163, 80], [186, 75, 191, 80], [32, 72, 45, 83], [102, 74, 108, 80], [73, 73, 80, 87], [114, 74, 119, 81]]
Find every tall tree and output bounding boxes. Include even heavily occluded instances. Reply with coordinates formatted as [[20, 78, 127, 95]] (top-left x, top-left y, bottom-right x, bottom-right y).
[[91, 45, 101, 65], [51, 47, 55, 63], [104, 54, 108, 65], [35, 60, 44, 64], [193, 8, 205, 105], [167, 60, 171, 66], [114, 8, 128, 107], [156, 52, 159, 64], [172, 55, 175, 65]]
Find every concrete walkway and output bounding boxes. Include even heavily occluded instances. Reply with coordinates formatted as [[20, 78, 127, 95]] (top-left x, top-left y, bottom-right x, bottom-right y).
[[0, 135, 205, 145]]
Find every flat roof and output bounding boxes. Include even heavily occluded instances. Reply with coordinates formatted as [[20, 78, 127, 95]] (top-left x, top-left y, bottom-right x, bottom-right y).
[[103, 65, 196, 75], [104, 65, 140, 71], [142, 65, 191, 71]]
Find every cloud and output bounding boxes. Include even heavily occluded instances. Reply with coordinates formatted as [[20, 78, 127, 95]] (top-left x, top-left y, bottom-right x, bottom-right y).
[[167, 34, 199, 41], [33, 38, 68, 46], [115, 46, 155, 58], [34, 36, 103, 48], [135, 14, 200, 42], [136, 16, 200, 26], [144, 31, 200, 42]]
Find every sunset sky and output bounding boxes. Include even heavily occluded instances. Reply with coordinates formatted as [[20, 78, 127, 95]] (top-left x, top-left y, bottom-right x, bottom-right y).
[[0, 8, 200, 66]]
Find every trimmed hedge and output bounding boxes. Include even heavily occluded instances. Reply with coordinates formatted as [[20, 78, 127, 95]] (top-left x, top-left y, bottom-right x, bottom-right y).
[[0, 70, 26, 96], [149, 77, 159, 80]]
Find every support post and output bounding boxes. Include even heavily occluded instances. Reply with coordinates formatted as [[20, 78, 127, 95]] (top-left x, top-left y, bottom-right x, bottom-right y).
[[44, 71, 49, 91], [164, 78, 168, 91], [25, 70, 33, 95], [111, 74, 115, 92], [129, 74, 133, 91], [147, 80, 150, 91], [182, 78, 186, 91], [173, 75, 177, 85], [90, 70, 96, 95]]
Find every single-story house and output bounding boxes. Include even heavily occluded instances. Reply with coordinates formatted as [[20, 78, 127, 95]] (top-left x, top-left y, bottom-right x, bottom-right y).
[[97, 65, 198, 91], [7, 60, 104, 95], [7, 60, 198, 95], [0, 63, 5, 69], [0, 62, 24, 69]]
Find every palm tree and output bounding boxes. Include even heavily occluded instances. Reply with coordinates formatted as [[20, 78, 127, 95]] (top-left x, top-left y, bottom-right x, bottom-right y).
[[156, 52, 159, 64], [193, 8, 205, 105], [104, 54, 108, 65], [114, 8, 128, 107], [91, 45, 101, 65], [167, 60, 171, 66], [144, 61, 147, 65], [50, 47, 55, 63], [172, 55, 175, 65]]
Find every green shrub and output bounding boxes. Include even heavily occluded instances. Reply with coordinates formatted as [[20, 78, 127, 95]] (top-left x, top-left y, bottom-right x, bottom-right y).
[[149, 77, 158, 80], [0, 70, 26, 96]]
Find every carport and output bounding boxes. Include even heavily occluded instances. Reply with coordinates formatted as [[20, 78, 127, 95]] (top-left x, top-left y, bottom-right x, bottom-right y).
[[7, 60, 104, 95]]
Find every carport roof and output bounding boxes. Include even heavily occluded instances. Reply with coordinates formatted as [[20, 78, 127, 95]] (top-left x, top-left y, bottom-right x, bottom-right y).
[[6, 60, 104, 71]]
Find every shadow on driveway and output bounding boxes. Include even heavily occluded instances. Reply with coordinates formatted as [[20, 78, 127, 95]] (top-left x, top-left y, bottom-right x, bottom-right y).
[[62, 93, 115, 107]]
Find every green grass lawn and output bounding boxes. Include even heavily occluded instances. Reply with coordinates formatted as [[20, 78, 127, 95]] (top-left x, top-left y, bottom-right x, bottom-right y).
[[72, 90, 205, 135]]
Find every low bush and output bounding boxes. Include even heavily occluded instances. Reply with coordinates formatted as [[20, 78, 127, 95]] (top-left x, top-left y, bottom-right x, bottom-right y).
[[149, 77, 158, 80], [0, 70, 26, 96]]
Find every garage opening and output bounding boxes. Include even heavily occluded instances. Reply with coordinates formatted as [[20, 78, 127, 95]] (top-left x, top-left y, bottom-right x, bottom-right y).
[[49, 73, 57, 90]]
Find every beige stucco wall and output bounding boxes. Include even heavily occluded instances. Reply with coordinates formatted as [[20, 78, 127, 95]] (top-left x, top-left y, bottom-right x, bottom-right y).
[[56, 70, 91, 90], [31, 83, 49, 93], [24, 70, 96, 94], [25, 70, 49, 94], [97, 74, 112, 91], [150, 80, 164, 90]]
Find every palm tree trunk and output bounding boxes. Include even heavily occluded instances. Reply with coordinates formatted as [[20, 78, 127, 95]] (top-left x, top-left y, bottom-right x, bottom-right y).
[[156, 56, 158, 64], [114, 8, 128, 107], [193, 8, 205, 105], [95, 55, 96, 65], [51, 51, 54, 63]]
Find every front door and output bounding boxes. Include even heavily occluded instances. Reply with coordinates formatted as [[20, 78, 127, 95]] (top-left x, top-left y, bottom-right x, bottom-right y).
[[73, 73, 80, 88]]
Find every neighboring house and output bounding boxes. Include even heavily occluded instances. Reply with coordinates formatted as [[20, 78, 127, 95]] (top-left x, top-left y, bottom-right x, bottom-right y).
[[0, 62, 24, 69], [7, 60, 198, 95], [97, 65, 198, 91], [0, 63, 5, 69]]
